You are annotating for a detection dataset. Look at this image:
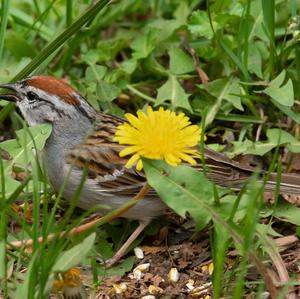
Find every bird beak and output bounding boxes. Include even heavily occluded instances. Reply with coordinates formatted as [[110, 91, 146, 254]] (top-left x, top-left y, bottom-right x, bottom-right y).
[[0, 83, 19, 102]]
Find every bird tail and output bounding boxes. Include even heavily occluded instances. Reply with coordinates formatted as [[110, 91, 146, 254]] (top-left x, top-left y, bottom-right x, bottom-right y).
[[202, 147, 300, 195], [263, 172, 300, 195]]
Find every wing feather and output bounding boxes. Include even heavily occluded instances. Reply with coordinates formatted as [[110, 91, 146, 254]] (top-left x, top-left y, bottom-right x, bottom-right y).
[[67, 113, 157, 196]]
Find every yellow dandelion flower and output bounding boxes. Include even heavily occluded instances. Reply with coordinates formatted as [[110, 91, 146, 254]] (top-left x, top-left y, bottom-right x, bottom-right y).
[[114, 106, 202, 170], [53, 267, 87, 298]]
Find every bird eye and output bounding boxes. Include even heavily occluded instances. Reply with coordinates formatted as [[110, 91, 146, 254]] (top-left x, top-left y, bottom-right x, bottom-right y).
[[27, 91, 39, 104]]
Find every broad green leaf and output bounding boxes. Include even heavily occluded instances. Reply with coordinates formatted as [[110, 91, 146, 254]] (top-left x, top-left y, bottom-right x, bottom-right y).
[[265, 129, 300, 153], [1, 156, 22, 196], [230, 139, 273, 157], [272, 200, 300, 225], [206, 78, 243, 111], [256, 223, 281, 238], [169, 47, 195, 75], [97, 236, 114, 260], [188, 10, 218, 39], [5, 31, 36, 60], [85, 65, 107, 82], [131, 27, 160, 59], [264, 79, 294, 107], [82, 50, 100, 65], [143, 159, 214, 230], [16, 124, 52, 151], [147, 19, 181, 42], [288, 142, 300, 152], [0, 124, 52, 196], [215, 194, 249, 222], [249, 2, 268, 42], [0, 57, 31, 83], [245, 142, 277, 156], [248, 43, 263, 78], [174, 1, 190, 23], [97, 38, 130, 62], [230, 129, 300, 157], [266, 128, 297, 144], [0, 124, 52, 169], [121, 58, 137, 74], [229, 2, 244, 16], [0, 174, 21, 196], [98, 256, 135, 278], [144, 55, 168, 76], [201, 78, 243, 127], [270, 99, 300, 124], [96, 80, 121, 102], [52, 233, 96, 272], [269, 70, 286, 88], [156, 75, 192, 111]]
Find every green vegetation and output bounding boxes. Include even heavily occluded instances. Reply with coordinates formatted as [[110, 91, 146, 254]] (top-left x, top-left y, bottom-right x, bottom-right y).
[[1, 0, 300, 297]]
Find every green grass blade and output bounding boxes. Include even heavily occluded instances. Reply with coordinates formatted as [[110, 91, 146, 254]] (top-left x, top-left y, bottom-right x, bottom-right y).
[[0, 153, 8, 296], [66, 0, 73, 27], [262, 0, 275, 76], [212, 223, 230, 298], [0, 0, 10, 61]]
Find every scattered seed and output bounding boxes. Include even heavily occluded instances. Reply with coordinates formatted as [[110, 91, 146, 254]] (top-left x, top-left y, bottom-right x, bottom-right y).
[[112, 282, 127, 294], [168, 267, 179, 282], [208, 263, 214, 275], [132, 263, 150, 280], [133, 269, 142, 280], [128, 273, 134, 280], [148, 285, 163, 294], [134, 247, 144, 259], [186, 279, 195, 290], [134, 263, 150, 272]]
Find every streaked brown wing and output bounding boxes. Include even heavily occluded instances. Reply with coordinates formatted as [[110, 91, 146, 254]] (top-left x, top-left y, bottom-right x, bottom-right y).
[[196, 147, 255, 189], [67, 113, 156, 196]]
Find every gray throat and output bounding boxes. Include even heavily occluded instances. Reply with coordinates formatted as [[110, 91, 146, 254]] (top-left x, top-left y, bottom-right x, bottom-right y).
[[42, 116, 93, 188]]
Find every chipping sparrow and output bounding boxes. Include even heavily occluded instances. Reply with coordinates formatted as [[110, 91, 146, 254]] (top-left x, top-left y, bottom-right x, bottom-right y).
[[1, 75, 300, 265]]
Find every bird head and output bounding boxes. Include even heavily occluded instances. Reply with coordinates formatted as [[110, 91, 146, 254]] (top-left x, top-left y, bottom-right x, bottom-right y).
[[0, 75, 95, 126]]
